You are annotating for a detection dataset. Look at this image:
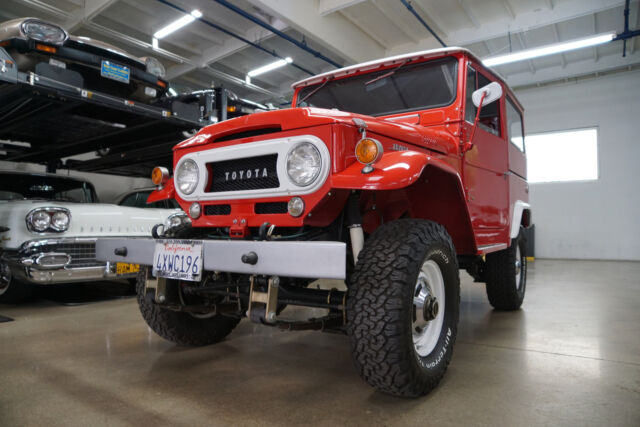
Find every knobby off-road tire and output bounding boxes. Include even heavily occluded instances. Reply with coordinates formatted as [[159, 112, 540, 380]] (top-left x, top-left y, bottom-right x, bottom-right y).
[[484, 227, 527, 311], [0, 261, 33, 304], [347, 219, 460, 397], [136, 272, 239, 346]]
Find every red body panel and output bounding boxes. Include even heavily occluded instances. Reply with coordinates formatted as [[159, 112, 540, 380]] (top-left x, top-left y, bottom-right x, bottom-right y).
[[151, 51, 529, 256]]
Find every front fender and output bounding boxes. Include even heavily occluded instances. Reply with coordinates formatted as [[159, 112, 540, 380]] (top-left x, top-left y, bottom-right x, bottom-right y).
[[331, 151, 455, 190], [147, 179, 175, 203]]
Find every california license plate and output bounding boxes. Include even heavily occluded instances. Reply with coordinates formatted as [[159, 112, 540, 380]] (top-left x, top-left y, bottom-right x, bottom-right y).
[[100, 60, 130, 84], [116, 262, 140, 275], [152, 240, 203, 282]]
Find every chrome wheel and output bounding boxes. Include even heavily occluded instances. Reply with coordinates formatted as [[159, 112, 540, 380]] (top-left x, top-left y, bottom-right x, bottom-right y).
[[0, 262, 11, 296], [412, 260, 445, 357]]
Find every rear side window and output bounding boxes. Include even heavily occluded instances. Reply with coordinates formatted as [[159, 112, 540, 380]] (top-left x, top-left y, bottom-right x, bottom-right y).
[[506, 98, 525, 151]]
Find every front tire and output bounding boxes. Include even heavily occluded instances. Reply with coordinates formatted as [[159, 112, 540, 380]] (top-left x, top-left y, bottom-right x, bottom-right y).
[[136, 269, 240, 346], [484, 228, 527, 310], [0, 262, 33, 304], [347, 219, 460, 397]]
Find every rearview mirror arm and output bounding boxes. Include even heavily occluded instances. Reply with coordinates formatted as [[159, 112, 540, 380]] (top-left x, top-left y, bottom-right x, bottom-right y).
[[463, 91, 486, 153]]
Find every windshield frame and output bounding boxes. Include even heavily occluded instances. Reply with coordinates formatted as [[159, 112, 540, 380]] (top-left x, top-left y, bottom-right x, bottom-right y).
[[0, 173, 99, 203], [293, 55, 461, 117]]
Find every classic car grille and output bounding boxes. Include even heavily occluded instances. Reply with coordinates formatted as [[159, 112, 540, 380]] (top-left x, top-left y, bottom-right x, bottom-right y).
[[55, 242, 102, 268], [204, 204, 232, 216], [206, 154, 279, 193], [255, 202, 288, 214]]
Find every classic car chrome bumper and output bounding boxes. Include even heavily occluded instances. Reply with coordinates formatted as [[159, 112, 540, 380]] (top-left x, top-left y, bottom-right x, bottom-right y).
[[96, 238, 346, 280], [3, 237, 135, 284]]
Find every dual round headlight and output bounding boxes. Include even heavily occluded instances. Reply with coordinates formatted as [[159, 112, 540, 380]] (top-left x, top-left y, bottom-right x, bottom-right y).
[[26, 208, 71, 233], [176, 159, 199, 195], [286, 142, 322, 187], [21, 19, 68, 45]]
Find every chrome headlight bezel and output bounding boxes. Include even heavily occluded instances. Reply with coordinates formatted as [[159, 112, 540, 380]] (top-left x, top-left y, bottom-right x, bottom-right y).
[[286, 141, 322, 187], [175, 158, 200, 195], [26, 207, 71, 233], [144, 57, 166, 78], [21, 19, 68, 45]]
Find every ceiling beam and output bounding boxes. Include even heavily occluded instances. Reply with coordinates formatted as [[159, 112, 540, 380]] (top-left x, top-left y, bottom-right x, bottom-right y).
[[592, 13, 599, 62], [501, 0, 516, 20], [631, 1, 639, 55], [317, 0, 366, 16], [516, 32, 536, 74], [63, 0, 118, 32], [505, 49, 640, 88], [340, 8, 390, 49], [457, 0, 480, 28], [551, 23, 567, 68], [388, 0, 624, 55], [245, 0, 385, 64], [371, 0, 420, 43], [165, 23, 285, 80]]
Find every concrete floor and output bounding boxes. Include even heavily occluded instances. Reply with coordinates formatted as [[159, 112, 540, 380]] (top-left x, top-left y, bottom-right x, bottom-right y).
[[1, 260, 639, 426]]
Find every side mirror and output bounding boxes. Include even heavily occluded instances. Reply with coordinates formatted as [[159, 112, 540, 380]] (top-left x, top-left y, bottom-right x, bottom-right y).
[[472, 82, 503, 107]]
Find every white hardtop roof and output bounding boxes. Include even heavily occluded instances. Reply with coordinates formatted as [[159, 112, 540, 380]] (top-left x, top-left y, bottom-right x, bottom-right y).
[[291, 46, 506, 90]]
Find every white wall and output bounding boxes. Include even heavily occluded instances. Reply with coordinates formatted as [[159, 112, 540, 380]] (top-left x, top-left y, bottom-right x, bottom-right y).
[[0, 161, 151, 203], [515, 70, 640, 261]]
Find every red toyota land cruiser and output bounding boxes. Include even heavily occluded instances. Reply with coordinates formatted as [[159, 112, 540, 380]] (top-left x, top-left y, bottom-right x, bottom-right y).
[[98, 47, 531, 397]]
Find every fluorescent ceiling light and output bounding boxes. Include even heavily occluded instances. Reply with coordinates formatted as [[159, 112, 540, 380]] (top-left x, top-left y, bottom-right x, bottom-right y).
[[483, 32, 616, 67], [152, 37, 158, 49], [247, 57, 293, 77], [154, 10, 202, 39]]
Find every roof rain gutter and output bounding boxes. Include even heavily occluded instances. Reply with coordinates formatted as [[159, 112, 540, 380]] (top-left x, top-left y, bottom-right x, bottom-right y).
[[400, 0, 447, 48], [156, 0, 314, 75], [211, 0, 342, 68]]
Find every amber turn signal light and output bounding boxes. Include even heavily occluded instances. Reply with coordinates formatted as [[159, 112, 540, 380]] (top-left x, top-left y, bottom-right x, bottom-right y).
[[355, 137, 383, 165], [151, 166, 170, 186], [35, 44, 57, 53]]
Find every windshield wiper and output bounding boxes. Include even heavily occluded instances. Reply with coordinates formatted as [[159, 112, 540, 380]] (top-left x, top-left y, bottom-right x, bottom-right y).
[[364, 59, 411, 86], [298, 76, 334, 105]]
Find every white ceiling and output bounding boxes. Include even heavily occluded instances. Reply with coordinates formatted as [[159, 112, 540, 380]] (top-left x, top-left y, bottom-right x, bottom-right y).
[[2, 0, 639, 103]]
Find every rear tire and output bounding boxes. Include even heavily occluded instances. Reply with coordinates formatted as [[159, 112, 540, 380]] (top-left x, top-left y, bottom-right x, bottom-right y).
[[484, 228, 527, 310], [347, 219, 460, 397], [136, 269, 240, 346], [0, 262, 33, 304]]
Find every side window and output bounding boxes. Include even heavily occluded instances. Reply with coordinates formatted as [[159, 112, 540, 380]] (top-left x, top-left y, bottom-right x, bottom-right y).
[[506, 98, 525, 152], [477, 73, 501, 137], [464, 66, 477, 123]]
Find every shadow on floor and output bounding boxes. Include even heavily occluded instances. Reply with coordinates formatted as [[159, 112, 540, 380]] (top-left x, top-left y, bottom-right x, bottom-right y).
[[34, 280, 136, 306]]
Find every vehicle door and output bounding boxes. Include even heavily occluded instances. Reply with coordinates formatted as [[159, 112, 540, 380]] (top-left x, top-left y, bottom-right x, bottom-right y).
[[462, 65, 509, 245]]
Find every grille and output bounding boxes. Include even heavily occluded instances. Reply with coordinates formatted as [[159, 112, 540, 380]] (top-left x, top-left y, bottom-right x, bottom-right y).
[[206, 154, 279, 193], [54, 242, 102, 268], [255, 202, 288, 214], [204, 204, 231, 216]]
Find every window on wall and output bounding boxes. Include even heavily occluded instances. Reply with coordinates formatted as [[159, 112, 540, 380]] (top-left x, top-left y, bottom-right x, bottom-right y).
[[526, 128, 598, 183]]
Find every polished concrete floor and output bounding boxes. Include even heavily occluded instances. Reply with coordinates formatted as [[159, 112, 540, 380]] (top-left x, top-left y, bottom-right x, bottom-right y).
[[1, 260, 639, 426]]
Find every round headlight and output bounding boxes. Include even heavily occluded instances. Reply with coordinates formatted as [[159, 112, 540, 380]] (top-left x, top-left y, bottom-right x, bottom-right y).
[[30, 211, 51, 232], [22, 19, 67, 45], [176, 159, 199, 195], [145, 57, 166, 78], [286, 142, 322, 187], [51, 211, 70, 231]]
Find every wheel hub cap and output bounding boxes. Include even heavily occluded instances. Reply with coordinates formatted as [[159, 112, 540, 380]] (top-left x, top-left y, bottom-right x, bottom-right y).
[[0, 262, 11, 296], [412, 260, 446, 357]]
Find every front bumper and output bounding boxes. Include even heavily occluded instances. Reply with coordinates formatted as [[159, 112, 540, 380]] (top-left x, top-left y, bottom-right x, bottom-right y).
[[3, 237, 135, 284], [96, 238, 346, 280]]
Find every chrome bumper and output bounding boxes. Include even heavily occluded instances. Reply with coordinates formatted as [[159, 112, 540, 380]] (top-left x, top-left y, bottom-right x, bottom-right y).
[[96, 238, 346, 280], [3, 237, 136, 284]]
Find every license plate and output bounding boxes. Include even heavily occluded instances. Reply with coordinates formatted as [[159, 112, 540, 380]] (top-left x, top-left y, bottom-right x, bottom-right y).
[[100, 60, 130, 84], [116, 262, 139, 275], [152, 240, 203, 282]]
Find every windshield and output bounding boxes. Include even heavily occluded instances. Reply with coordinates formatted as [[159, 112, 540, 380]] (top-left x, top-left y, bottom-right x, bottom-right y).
[[0, 174, 98, 203], [296, 56, 458, 116]]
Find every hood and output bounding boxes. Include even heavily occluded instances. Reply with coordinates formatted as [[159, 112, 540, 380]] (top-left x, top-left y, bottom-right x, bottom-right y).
[[175, 107, 438, 151], [0, 200, 178, 249]]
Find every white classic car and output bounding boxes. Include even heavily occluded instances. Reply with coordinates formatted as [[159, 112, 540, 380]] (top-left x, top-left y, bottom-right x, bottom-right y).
[[0, 171, 188, 303]]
